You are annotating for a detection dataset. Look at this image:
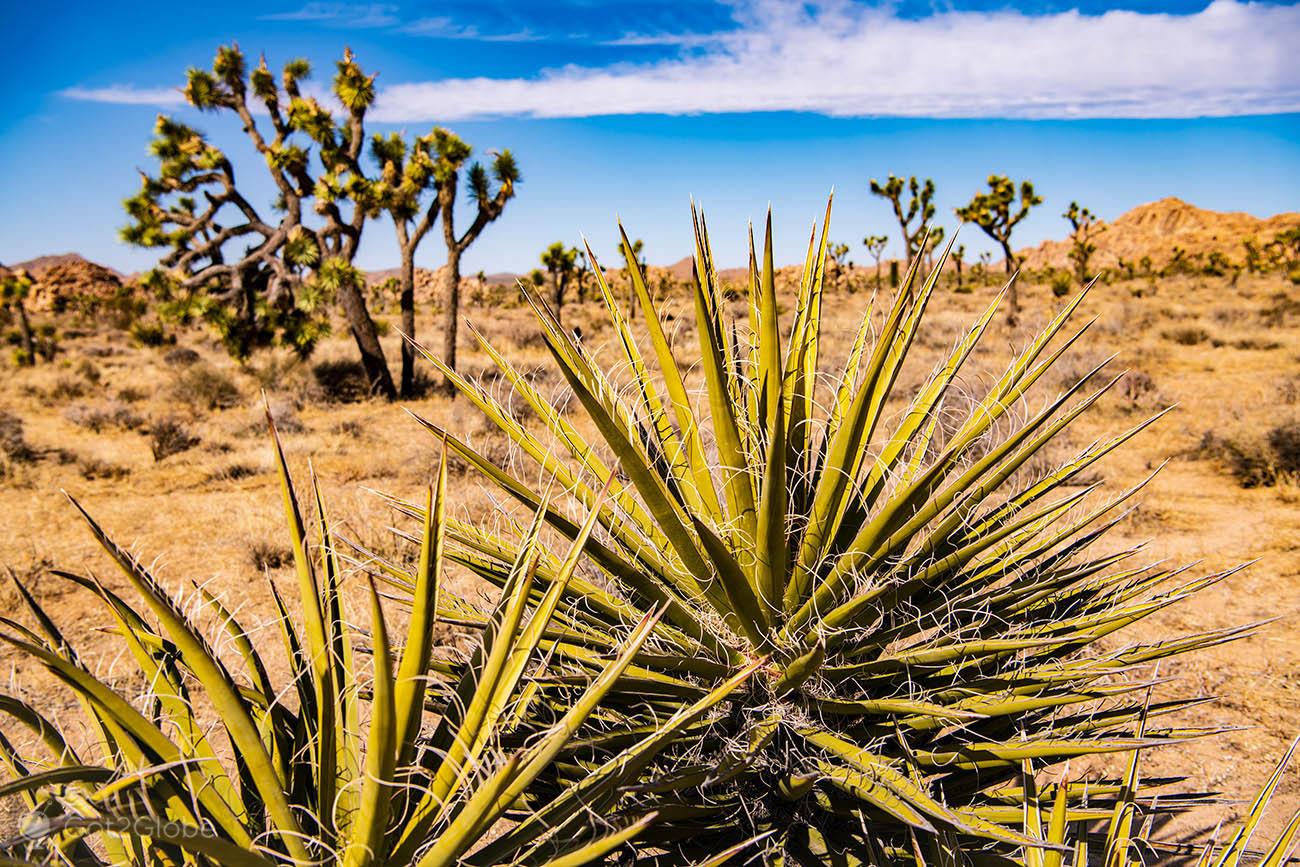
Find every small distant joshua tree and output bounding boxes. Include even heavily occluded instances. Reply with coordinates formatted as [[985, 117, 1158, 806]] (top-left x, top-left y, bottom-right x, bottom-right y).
[[1, 268, 36, 365], [923, 225, 946, 272], [956, 174, 1042, 321], [428, 130, 519, 393], [869, 174, 935, 263], [540, 241, 578, 323], [1063, 201, 1104, 288], [371, 129, 517, 395], [574, 247, 592, 302], [826, 242, 852, 291], [369, 132, 442, 396], [862, 233, 888, 289], [618, 236, 645, 318], [952, 243, 967, 290]]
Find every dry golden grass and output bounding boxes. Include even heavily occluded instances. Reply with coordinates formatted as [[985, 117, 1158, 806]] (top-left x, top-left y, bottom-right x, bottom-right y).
[[2, 268, 1298, 845]]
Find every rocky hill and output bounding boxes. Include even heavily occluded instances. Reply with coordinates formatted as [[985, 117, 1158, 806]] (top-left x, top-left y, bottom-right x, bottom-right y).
[[1017, 197, 1300, 272], [4, 254, 132, 312]]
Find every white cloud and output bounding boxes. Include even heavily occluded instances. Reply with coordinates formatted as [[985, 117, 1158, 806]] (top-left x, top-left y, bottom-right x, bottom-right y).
[[259, 3, 399, 28], [60, 85, 185, 107], [60, 1, 1300, 120], [372, 0, 1300, 121]]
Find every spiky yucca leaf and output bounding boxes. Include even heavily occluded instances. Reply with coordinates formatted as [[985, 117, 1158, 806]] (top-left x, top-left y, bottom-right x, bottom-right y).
[[0, 421, 745, 866], [389, 201, 1256, 863]]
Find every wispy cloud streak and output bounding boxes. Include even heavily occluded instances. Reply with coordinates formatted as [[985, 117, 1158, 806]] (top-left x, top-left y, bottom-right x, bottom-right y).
[[61, 85, 185, 106]]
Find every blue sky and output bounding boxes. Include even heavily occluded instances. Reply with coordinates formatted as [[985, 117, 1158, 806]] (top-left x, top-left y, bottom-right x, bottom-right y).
[[2, 0, 1298, 273]]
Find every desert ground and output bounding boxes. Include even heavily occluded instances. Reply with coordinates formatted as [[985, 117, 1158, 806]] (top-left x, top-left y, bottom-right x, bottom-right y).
[[1, 261, 1298, 847]]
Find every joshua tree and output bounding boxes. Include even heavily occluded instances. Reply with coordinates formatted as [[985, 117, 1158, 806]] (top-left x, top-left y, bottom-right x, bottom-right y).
[[953, 243, 967, 289], [862, 233, 888, 289], [573, 247, 592, 302], [618, 236, 645, 318], [540, 241, 578, 323], [956, 174, 1042, 320], [0, 267, 36, 365], [121, 45, 398, 397], [430, 130, 519, 392], [1064, 201, 1104, 288], [923, 225, 946, 272], [827, 241, 852, 291], [368, 131, 445, 397], [869, 174, 935, 263], [1269, 226, 1300, 273]]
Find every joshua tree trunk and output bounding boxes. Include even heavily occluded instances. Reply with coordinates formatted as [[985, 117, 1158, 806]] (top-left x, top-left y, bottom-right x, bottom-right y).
[[1001, 240, 1019, 325], [441, 250, 462, 395], [955, 258, 964, 289], [337, 278, 397, 399], [552, 271, 565, 325], [13, 299, 35, 365], [399, 254, 417, 397]]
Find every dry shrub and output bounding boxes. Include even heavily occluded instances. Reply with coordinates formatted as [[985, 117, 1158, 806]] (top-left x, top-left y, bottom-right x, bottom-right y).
[[148, 416, 200, 461], [78, 456, 130, 480], [1119, 370, 1159, 408], [1277, 376, 1300, 405], [64, 401, 145, 433], [48, 375, 88, 401], [333, 419, 366, 438], [172, 363, 242, 411], [163, 346, 202, 367], [1163, 325, 1211, 346], [0, 410, 36, 463], [1228, 337, 1282, 351], [248, 539, 292, 571], [1197, 421, 1300, 488], [237, 398, 304, 437], [312, 358, 371, 403], [210, 462, 261, 482]]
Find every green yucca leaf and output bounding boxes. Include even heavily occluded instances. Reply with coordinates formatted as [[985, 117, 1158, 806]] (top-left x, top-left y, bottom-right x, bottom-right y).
[[386, 198, 1275, 862], [1, 427, 713, 866]]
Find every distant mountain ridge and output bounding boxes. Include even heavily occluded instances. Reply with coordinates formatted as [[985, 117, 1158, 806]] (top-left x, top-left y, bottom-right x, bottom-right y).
[[9, 252, 126, 279], [10, 198, 1296, 304], [1016, 197, 1300, 272]]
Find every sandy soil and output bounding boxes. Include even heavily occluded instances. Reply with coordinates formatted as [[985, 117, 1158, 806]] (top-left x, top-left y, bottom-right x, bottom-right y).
[[1, 267, 1298, 847]]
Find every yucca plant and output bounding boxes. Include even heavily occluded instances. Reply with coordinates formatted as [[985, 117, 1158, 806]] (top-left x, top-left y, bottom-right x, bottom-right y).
[[386, 200, 1261, 863], [0, 417, 753, 866]]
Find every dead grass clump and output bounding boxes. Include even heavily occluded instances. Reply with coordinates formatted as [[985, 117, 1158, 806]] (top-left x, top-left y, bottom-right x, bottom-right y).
[[80, 344, 123, 358], [116, 386, 149, 403], [248, 539, 292, 571], [148, 416, 200, 461], [77, 456, 130, 480], [312, 358, 371, 403], [1260, 292, 1300, 328], [74, 358, 101, 382], [163, 346, 202, 367], [238, 398, 303, 437], [1120, 370, 1159, 408], [333, 419, 366, 438], [172, 363, 243, 411], [1163, 325, 1212, 346], [210, 462, 261, 482], [1053, 350, 1111, 392], [1228, 337, 1282, 351], [0, 410, 38, 471], [48, 375, 88, 401], [1277, 376, 1300, 405], [63, 401, 145, 433]]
